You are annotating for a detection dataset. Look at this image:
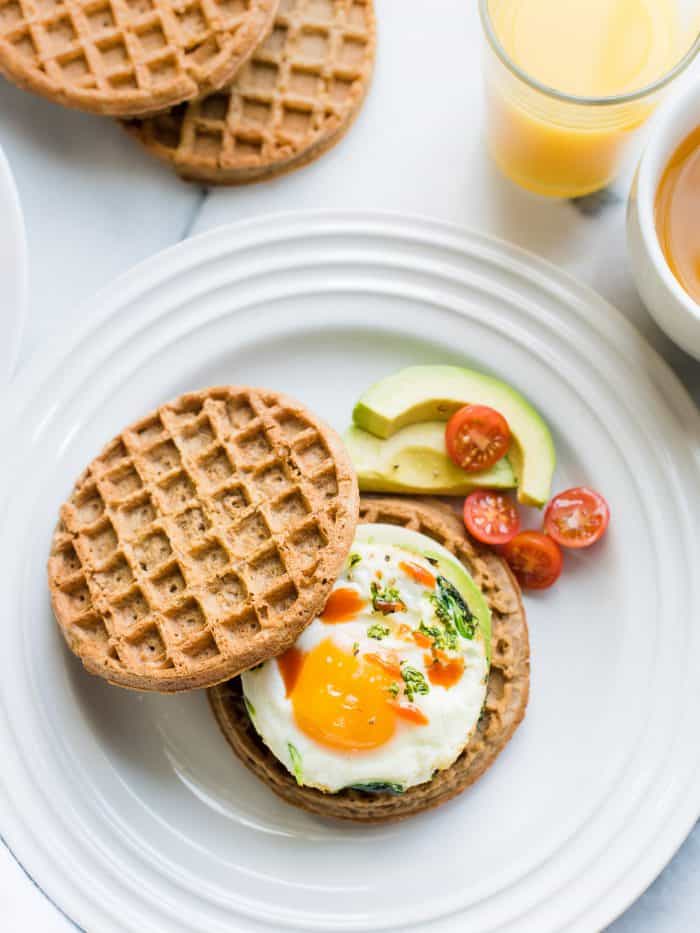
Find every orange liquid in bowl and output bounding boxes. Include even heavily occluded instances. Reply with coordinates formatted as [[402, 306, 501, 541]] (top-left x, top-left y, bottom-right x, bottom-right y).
[[655, 126, 700, 304]]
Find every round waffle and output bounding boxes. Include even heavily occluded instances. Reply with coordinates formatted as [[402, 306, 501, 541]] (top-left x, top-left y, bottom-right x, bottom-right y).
[[48, 386, 359, 692], [0, 0, 278, 117], [209, 496, 530, 823], [123, 0, 375, 184]]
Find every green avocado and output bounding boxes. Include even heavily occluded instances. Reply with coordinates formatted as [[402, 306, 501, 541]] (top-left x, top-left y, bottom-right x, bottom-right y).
[[354, 523, 491, 664], [345, 422, 516, 495], [352, 365, 555, 507]]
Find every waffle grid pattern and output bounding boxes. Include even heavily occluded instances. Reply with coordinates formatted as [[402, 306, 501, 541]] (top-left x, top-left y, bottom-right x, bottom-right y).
[[0, 0, 278, 115], [209, 496, 530, 822], [125, 0, 375, 182], [49, 387, 358, 691]]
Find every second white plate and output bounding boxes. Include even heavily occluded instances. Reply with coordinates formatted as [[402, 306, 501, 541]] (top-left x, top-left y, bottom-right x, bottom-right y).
[[2, 212, 699, 933]]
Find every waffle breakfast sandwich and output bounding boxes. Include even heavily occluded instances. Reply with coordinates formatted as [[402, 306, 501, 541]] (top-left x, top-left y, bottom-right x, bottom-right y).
[[47, 372, 545, 823]]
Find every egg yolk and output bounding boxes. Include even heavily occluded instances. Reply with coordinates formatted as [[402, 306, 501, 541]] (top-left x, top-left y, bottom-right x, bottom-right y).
[[283, 640, 400, 752]]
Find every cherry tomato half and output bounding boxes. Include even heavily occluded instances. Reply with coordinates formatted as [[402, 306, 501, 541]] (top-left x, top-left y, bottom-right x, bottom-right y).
[[544, 487, 610, 549], [502, 531, 563, 590], [463, 490, 521, 545], [445, 405, 511, 473]]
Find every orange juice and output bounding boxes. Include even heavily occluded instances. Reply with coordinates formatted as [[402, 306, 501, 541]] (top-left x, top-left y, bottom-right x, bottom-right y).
[[655, 126, 700, 304], [483, 0, 684, 197]]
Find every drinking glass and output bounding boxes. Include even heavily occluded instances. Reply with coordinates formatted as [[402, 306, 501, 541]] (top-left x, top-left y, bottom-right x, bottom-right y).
[[479, 0, 700, 198]]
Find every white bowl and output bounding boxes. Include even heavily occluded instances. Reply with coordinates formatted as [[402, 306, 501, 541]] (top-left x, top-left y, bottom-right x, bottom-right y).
[[627, 74, 700, 360]]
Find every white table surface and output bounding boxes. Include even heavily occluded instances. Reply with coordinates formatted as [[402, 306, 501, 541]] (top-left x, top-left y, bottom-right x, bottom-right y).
[[2, 1, 699, 929]]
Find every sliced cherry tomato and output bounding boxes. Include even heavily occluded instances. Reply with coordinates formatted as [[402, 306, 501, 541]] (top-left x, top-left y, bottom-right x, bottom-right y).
[[463, 490, 521, 545], [544, 487, 610, 549], [502, 531, 563, 590], [445, 405, 511, 473]]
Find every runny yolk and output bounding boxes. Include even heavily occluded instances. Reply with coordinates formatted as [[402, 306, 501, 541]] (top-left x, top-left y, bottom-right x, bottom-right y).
[[399, 560, 436, 589], [424, 650, 465, 689], [288, 640, 397, 751], [277, 646, 304, 696], [321, 587, 365, 623]]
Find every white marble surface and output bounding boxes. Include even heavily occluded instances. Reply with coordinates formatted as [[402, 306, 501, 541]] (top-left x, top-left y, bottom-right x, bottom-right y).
[[2, 0, 698, 929]]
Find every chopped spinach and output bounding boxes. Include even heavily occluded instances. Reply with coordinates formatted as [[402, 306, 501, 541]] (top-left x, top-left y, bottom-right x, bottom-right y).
[[401, 664, 429, 702], [367, 622, 390, 640], [348, 782, 404, 795], [431, 575, 476, 640]]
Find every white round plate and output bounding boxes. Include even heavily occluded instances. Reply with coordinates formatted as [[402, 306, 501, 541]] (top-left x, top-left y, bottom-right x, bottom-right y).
[[2, 212, 699, 933], [0, 145, 27, 383]]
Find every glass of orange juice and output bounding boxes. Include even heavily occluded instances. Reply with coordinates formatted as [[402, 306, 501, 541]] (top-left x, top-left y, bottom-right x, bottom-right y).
[[480, 0, 700, 198]]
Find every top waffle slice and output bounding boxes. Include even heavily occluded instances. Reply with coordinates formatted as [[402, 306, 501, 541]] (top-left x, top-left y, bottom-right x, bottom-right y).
[[124, 0, 375, 184], [48, 387, 359, 692], [0, 0, 278, 116]]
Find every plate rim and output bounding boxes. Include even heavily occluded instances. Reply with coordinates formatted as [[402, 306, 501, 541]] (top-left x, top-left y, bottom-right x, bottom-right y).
[[3, 209, 700, 933], [0, 144, 28, 386]]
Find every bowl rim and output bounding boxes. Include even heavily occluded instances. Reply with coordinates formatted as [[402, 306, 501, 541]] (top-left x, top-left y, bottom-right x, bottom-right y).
[[634, 76, 700, 324]]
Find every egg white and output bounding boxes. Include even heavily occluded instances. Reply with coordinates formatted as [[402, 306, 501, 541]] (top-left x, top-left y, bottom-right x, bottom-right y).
[[241, 526, 489, 793]]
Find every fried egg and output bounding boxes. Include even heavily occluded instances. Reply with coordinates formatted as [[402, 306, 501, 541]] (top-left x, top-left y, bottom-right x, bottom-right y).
[[241, 523, 491, 793]]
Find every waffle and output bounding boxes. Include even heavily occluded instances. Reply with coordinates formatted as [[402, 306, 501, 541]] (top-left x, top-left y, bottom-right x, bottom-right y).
[[0, 0, 278, 116], [123, 0, 375, 184], [209, 496, 530, 822], [48, 386, 359, 692]]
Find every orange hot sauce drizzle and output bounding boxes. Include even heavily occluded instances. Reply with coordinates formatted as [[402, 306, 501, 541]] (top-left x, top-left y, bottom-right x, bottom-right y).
[[424, 650, 465, 689], [367, 652, 430, 726], [411, 630, 432, 648], [321, 587, 366, 623], [389, 700, 430, 726], [399, 560, 436, 589], [395, 623, 432, 649], [277, 646, 305, 696], [364, 652, 402, 679]]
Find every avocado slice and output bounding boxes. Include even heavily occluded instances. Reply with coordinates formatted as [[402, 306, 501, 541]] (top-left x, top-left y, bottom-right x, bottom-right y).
[[354, 523, 491, 663], [345, 423, 516, 495], [352, 365, 555, 507]]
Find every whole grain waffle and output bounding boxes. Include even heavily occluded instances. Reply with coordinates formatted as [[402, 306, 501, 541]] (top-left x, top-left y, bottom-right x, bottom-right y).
[[123, 0, 375, 184], [209, 496, 530, 822], [48, 386, 359, 692], [0, 0, 278, 117]]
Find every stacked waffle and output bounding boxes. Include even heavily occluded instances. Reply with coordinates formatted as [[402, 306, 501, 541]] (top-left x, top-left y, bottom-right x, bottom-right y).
[[48, 385, 530, 822], [0, 0, 376, 183]]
